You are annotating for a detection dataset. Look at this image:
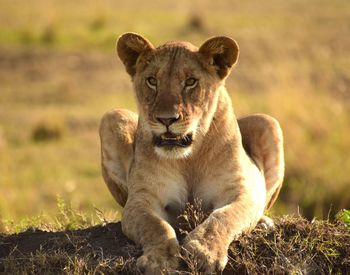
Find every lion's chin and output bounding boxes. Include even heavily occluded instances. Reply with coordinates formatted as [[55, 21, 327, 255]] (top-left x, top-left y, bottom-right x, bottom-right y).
[[153, 132, 193, 159]]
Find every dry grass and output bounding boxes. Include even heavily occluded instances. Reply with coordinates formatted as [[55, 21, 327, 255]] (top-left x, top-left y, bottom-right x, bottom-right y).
[[228, 217, 350, 274]]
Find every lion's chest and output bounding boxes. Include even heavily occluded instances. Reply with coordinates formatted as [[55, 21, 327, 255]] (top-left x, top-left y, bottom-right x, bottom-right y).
[[161, 173, 218, 225], [160, 175, 187, 223]]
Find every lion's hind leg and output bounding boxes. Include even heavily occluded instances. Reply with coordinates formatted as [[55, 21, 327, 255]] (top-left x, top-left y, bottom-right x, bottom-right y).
[[99, 109, 138, 207], [238, 114, 284, 211]]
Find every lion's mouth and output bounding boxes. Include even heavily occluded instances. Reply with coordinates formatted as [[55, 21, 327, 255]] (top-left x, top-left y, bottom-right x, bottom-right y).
[[153, 132, 193, 148]]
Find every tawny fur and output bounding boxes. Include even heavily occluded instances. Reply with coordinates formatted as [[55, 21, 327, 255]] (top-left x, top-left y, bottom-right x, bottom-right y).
[[100, 33, 284, 274]]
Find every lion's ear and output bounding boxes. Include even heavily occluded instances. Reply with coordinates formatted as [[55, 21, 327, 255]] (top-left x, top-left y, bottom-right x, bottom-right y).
[[116, 32, 154, 76], [199, 36, 239, 80]]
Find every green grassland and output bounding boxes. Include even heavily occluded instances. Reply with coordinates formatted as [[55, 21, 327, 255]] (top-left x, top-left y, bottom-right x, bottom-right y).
[[0, 0, 350, 229]]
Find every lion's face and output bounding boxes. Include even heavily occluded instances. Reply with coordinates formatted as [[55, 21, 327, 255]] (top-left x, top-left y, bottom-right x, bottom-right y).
[[117, 33, 239, 159], [133, 44, 217, 159]]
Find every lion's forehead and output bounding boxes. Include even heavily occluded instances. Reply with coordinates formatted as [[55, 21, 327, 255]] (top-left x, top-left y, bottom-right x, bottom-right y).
[[156, 41, 198, 52], [154, 43, 198, 63], [146, 46, 203, 80]]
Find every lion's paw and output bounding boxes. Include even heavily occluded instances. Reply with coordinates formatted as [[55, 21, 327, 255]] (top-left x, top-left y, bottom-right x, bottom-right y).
[[182, 239, 228, 275], [258, 215, 275, 230], [137, 240, 179, 275]]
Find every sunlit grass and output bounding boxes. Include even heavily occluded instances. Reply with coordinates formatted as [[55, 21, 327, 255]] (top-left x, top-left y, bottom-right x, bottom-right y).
[[0, 0, 349, 223], [0, 197, 120, 233]]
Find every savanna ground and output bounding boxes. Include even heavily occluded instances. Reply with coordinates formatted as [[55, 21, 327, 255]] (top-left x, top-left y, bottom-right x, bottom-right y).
[[0, 0, 349, 273], [1, 205, 350, 274]]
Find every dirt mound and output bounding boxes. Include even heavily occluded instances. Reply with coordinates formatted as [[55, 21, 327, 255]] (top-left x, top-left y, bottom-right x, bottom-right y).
[[0, 222, 141, 274], [1, 217, 349, 274]]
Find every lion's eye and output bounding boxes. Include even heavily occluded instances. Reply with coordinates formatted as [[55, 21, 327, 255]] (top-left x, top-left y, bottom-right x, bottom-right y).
[[185, 78, 198, 89], [146, 77, 157, 89]]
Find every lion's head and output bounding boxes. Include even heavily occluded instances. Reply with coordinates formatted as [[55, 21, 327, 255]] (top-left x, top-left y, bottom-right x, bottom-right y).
[[117, 33, 239, 159]]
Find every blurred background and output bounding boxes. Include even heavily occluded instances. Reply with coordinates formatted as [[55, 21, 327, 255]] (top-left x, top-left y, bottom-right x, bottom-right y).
[[0, 0, 349, 225]]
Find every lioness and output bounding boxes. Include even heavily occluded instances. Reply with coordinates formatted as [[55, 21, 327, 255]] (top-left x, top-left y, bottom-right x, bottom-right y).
[[100, 33, 284, 274]]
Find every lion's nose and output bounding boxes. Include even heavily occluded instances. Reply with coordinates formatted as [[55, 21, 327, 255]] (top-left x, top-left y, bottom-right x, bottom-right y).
[[156, 114, 180, 127]]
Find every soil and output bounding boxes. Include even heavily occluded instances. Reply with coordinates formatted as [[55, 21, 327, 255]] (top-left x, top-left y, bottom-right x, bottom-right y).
[[0, 222, 142, 274], [0, 222, 139, 261]]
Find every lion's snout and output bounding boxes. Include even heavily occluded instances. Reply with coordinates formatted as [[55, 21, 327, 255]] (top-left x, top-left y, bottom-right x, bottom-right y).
[[150, 114, 196, 158]]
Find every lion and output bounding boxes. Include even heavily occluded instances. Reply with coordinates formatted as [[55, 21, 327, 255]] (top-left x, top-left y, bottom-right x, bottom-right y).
[[99, 32, 284, 274]]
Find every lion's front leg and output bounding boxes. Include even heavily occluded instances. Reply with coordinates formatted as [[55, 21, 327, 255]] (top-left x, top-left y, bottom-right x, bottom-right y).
[[183, 174, 266, 274], [123, 197, 180, 274], [122, 164, 183, 274]]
